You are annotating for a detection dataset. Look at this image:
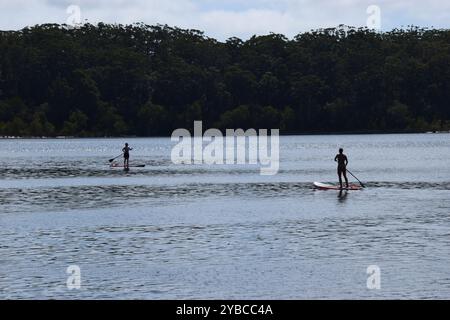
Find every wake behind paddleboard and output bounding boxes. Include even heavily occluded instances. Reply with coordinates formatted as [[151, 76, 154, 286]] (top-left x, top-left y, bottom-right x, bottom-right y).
[[313, 182, 362, 191]]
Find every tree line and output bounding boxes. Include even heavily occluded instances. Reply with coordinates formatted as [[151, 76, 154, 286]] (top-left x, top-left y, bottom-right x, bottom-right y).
[[0, 23, 449, 137]]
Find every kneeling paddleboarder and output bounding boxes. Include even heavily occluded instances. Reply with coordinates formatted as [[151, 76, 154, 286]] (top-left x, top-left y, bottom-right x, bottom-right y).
[[334, 148, 349, 189]]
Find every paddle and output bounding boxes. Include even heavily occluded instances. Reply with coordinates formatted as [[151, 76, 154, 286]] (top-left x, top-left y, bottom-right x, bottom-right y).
[[346, 169, 366, 188], [109, 153, 123, 163]]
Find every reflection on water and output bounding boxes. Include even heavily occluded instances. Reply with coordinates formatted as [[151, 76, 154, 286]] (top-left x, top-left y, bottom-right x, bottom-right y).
[[338, 190, 349, 203], [1, 134, 450, 299]]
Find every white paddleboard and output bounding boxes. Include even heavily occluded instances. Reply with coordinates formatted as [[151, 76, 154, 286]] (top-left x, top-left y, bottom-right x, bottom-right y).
[[313, 182, 362, 191]]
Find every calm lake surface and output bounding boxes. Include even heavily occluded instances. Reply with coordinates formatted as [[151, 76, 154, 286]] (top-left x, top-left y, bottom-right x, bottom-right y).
[[0, 134, 449, 299]]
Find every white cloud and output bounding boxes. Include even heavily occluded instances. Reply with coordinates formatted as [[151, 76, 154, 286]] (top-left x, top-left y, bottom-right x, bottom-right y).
[[0, 0, 449, 40]]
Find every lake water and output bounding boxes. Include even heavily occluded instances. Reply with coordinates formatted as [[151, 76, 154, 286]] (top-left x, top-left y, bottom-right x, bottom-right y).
[[0, 134, 449, 299]]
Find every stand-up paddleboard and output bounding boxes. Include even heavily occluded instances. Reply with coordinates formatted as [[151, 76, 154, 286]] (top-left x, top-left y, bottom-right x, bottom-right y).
[[313, 182, 362, 191], [110, 164, 146, 168]]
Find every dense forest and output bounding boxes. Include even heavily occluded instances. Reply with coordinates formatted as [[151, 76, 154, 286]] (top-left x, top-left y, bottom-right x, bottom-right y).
[[0, 23, 449, 137]]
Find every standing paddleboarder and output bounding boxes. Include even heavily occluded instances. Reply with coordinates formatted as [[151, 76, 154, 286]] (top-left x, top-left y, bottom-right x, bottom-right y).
[[122, 143, 133, 169], [334, 148, 349, 189]]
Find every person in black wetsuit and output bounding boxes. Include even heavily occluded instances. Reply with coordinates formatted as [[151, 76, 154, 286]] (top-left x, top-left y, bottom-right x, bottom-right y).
[[122, 143, 133, 169], [334, 148, 349, 189]]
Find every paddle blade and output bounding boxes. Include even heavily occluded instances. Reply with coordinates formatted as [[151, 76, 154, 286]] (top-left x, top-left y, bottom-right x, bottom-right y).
[[109, 153, 123, 163], [347, 169, 366, 188]]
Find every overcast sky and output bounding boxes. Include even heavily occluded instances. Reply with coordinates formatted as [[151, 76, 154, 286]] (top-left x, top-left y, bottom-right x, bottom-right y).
[[1, 0, 449, 40]]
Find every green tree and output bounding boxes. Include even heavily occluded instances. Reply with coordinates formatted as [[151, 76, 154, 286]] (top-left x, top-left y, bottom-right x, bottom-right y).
[[386, 101, 412, 130], [280, 106, 296, 132], [256, 106, 281, 129], [137, 101, 169, 136], [29, 111, 55, 136], [97, 104, 128, 136], [1, 117, 27, 136], [216, 105, 252, 129], [62, 110, 89, 136], [0, 24, 449, 136]]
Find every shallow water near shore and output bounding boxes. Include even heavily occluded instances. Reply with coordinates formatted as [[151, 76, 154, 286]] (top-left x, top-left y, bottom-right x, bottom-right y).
[[1, 134, 449, 299]]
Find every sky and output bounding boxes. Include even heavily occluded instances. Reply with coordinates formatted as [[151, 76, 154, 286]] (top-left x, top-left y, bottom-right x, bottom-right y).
[[0, 0, 449, 40]]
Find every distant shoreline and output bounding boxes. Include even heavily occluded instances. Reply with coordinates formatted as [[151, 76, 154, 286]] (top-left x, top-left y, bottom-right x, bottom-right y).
[[1, 130, 449, 139], [2, 25, 450, 140]]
